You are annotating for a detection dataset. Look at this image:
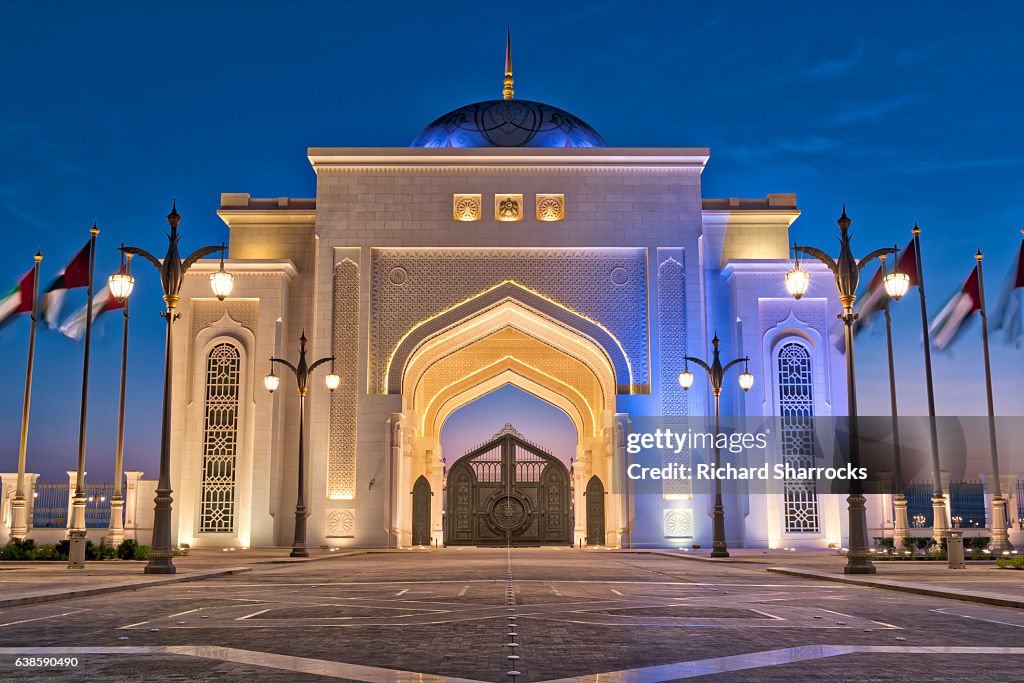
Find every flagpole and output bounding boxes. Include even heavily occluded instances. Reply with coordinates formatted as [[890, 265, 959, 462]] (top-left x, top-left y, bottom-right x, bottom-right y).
[[883, 295, 909, 547], [9, 252, 42, 540], [976, 250, 1012, 552], [68, 225, 99, 570], [106, 253, 132, 546], [913, 225, 948, 542]]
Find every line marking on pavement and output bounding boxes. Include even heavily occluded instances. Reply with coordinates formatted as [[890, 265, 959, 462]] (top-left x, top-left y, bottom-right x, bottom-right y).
[[396, 589, 409, 596], [538, 645, 1024, 682], [457, 586, 469, 597], [610, 589, 624, 596], [931, 607, 1024, 628], [236, 608, 272, 621], [0, 646, 488, 683], [0, 609, 88, 629]]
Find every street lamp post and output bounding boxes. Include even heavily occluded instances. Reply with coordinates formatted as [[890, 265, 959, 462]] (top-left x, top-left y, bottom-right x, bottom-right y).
[[880, 250, 911, 546], [106, 250, 136, 545], [264, 332, 339, 558], [121, 203, 231, 574], [785, 207, 896, 574], [678, 334, 754, 558]]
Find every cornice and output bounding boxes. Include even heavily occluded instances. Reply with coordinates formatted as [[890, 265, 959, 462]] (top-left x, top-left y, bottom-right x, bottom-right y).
[[185, 259, 299, 279]]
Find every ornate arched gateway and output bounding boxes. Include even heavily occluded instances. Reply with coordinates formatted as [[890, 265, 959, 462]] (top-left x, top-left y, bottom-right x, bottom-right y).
[[446, 426, 571, 546]]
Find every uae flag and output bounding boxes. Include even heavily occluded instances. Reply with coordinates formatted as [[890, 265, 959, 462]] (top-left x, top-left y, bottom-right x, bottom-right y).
[[59, 288, 124, 341], [41, 240, 91, 328], [929, 265, 981, 350], [851, 262, 887, 335], [991, 237, 1024, 347], [0, 268, 37, 329]]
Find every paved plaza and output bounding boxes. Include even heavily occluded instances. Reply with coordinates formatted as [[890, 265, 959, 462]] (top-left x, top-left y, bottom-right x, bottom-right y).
[[2, 548, 1024, 681]]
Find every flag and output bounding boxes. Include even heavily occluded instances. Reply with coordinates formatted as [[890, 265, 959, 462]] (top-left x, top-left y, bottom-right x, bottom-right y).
[[40, 240, 91, 328], [851, 262, 887, 336], [58, 288, 124, 341], [991, 237, 1024, 347], [929, 265, 981, 350], [0, 268, 37, 329]]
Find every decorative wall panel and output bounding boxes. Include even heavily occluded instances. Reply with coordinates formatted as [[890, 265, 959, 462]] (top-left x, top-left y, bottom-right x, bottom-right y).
[[663, 508, 693, 538], [325, 509, 355, 538], [199, 343, 241, 533], [658, 256, 690, 498], [328, 259, 359, 499], [370, 248, 649, 393]]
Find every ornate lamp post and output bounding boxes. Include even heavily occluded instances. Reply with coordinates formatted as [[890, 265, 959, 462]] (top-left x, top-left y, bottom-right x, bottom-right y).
[[879, 250, 910, 546], [264, 332, 339, 557], [678, 334, 753, 558], [122, 203, 231, 574], [784, 207, 895, 574], [105, 250, 135, 545]]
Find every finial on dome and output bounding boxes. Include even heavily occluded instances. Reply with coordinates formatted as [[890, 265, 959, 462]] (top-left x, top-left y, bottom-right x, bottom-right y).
[[503, 27, 514, 100]]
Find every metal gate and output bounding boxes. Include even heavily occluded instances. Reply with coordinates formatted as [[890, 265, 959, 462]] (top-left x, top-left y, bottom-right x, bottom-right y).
[[412, 476, 431, 546], [445, 425, 571, 546], [585, 475, 605, 545]]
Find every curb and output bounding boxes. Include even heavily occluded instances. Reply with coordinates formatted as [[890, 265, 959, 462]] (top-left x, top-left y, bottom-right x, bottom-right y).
[[766, 566, 1024, 610], [609, 549, 772, 565], [0, 566, 251, 610]]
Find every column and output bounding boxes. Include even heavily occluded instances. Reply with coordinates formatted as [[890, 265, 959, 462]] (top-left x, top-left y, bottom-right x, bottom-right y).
[[0, 474, 16, 540], [124, 471, 144, 540], [66, 470, 85, 533]]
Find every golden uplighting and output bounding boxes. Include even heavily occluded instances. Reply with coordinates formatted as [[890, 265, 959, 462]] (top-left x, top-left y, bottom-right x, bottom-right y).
[[494, 194, 523, 221], [536, 194, 565, 221], [452, 194, 482, 222]]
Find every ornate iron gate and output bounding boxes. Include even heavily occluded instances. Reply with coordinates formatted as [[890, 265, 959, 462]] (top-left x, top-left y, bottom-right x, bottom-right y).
[[445, 425, 571, 546]]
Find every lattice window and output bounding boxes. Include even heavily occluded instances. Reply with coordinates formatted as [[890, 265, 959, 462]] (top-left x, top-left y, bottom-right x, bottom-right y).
[[199, 343, 240, 533], [777, 342, 820, 533]]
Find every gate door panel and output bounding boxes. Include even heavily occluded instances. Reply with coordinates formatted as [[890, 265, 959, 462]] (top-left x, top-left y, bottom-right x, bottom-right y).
[[412, 476, 431, 546], [446, 426, 571, 546], [585, 475, 605, 545]]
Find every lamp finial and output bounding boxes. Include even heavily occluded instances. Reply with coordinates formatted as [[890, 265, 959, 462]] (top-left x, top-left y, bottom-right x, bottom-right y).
[[503, 27, 514, 100]]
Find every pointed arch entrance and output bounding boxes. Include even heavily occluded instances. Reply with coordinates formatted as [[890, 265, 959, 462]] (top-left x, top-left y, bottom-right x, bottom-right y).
[[391, 291, 626, 548], [446, 425, 571, 546]]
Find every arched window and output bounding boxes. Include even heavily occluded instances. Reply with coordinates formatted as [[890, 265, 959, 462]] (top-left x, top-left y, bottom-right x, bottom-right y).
[[776, 341, 820, 533], [199, 342, 241, 533]]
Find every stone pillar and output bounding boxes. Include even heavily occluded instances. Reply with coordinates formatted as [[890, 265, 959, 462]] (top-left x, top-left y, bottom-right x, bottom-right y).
[[0, 473, 17, 541], [572, 446, 587, 546], [107, 471, 126, 546], [613, 413, 632, 548], [981, 473, 1016, 552], [388, 415, 403, 549], [66, 470, 86, 533], [123, 471, 144, 540], [430, 450, 444, 547], [26, 473, 40, 534], [5, 470, 30, 540]]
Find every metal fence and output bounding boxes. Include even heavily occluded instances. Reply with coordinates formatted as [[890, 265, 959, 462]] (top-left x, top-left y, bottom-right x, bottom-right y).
[[1018, 480, 1024, 526], [30, 481, 117, 529], [903, 480, 995, 529], [949, 480, 985, 528], [904, 482, 934, 527]]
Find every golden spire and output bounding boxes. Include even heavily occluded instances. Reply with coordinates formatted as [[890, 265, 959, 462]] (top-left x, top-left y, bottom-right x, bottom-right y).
[[503, 27, 514, 100]]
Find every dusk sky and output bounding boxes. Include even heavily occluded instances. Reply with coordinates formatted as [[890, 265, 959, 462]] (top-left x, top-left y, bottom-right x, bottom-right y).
[[2, 1, 1023, 481]]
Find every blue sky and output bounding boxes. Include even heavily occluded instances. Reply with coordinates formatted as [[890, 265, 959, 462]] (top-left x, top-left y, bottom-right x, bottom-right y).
[[2, 1, 1022, 480]]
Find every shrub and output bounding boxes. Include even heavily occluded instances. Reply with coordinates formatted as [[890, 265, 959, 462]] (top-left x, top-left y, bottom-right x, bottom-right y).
[[874, 537, 895, 551], [901, 537, 916, 551], [134, 544, 150, 561], [28, 544, 62, 561], [116, 539, 138, 560], [0, 539, 36, 560], [55, 539, 70, 559], [996, 556, 1024, 569]]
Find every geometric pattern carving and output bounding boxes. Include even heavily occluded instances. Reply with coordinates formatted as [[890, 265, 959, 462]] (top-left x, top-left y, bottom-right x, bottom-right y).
[[777, 342, 820, 533], [370, 248, 648, 392], [452, 194, 481, 222], [198, 343, 240, 534], [328, 259, 359, 499], [759, 298, 828, 339], [535, 194, 564, 221], [663, 508, 693, 538], [658, 256, 690, 498], [325, 509, 355, 538], [191, 300, 258, 338]]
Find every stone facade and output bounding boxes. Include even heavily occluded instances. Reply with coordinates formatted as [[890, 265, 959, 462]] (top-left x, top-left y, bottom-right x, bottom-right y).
[[161, 147, 858, 551]]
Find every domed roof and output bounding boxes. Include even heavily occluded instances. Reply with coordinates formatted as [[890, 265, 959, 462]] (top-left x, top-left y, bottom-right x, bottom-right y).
[[410, 31, 605, 149], [410, 99, 606, 148]]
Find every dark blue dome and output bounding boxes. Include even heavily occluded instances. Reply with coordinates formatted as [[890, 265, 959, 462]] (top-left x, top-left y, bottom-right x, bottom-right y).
[[411, 99, 606, 148]]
